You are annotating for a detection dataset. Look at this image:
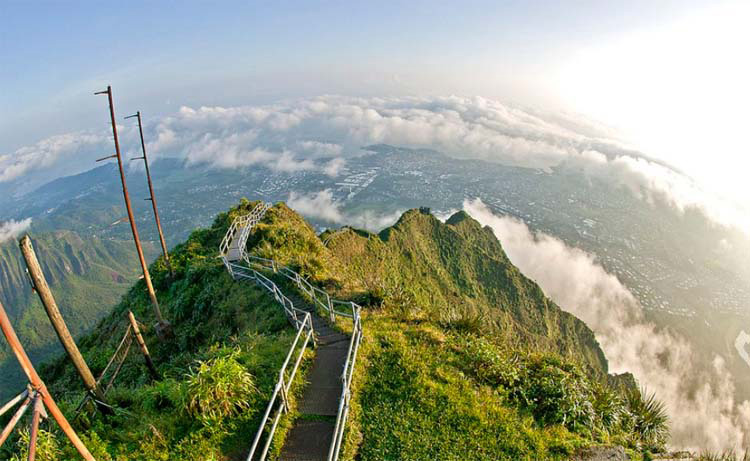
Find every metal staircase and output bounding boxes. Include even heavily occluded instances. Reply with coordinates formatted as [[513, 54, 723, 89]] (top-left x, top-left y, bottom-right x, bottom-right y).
[[219, 202, 363, 461]]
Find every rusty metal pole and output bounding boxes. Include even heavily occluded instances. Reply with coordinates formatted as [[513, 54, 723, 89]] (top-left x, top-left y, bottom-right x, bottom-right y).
[[18, 235, 109, 409], [127, 311, 159, 380], [126, 111, 173, 277], [0, 300, 96, 461], [95, 86, 168, 331]]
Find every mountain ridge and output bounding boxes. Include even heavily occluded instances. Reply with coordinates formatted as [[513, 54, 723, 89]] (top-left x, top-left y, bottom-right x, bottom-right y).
[[1, 200, 665, 460]]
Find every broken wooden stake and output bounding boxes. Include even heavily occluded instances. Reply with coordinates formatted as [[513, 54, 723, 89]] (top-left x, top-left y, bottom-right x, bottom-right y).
[[28, 393, 43, 461], [19, 235, 111, 414], [128, 311, 159, 380], [0, 391, 31, 447]]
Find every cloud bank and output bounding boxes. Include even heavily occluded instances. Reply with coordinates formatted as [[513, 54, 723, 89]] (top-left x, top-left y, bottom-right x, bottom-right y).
[[0, 218, 32, 243], [3, 95, 745, 232], [287, 189, 402, 232], [464, 198, 750, 452]]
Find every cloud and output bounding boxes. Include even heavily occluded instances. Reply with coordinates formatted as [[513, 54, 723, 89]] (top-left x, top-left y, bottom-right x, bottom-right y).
[[287, 189, 344, 223], [0, 218, 32, 243], [433, 208, 460, 222], [464, 198, 750, 452], [0, 132, 107, 183], [3, 95, 745, 233], [322, 157, 346, 177], [287, 189, 402, 231]]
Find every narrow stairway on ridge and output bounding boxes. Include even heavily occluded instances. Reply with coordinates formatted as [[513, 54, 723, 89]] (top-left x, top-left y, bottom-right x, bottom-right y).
[[273, 291, 350, 461]]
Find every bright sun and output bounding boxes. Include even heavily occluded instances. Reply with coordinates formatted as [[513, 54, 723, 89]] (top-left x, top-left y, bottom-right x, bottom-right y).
[[556, 1, 750, 209]]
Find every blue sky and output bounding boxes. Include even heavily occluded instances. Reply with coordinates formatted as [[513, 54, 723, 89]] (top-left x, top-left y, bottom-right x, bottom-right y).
[[2, 0, 748, 209], [1, 0, 705, 149]]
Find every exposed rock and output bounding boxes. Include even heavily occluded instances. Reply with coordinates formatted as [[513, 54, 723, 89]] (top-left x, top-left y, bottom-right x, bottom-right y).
[[570, 445, 629, 461]]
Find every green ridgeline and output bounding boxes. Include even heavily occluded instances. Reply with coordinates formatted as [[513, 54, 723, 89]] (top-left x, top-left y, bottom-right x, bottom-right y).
[[0, 200, 668, 460]]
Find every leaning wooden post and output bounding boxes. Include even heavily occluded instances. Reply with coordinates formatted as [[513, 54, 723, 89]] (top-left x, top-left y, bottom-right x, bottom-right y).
[[0, 300, 96, 461], [125, 111, 173, 278], [19, 235, 110, 412], [95, 86, 170, 336], [127, 311, 159, 380]]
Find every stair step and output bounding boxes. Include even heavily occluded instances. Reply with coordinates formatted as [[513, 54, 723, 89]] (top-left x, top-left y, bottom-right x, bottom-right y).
[[316, 333, 349, 347], [298, 346, 347, 416], [278, 420, 335, 461]]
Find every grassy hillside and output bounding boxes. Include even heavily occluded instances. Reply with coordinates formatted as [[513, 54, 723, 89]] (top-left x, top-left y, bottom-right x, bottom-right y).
[[1, 201, 667, 460], [2, 200, 305, 460], [324, 208, 609, 375]]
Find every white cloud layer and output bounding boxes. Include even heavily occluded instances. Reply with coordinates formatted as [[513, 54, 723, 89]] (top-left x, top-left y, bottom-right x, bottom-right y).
[[464, 198, 750, 452], [287, 189, 402, 232], [2, 95, 746, 232], [0, 218, 32, 243]]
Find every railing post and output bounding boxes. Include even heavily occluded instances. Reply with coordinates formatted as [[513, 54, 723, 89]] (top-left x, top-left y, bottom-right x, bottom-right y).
[[279, 375, 288, 413], [308, 316, 317, 349], [328, 294, 335, 322]]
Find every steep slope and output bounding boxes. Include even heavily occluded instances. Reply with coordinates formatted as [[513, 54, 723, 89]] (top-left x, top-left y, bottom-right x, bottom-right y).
[[1, 201, 661, 461], [0, 231, 156, 398], [324, 208, 608, 375], [2, 201, 299, 460]]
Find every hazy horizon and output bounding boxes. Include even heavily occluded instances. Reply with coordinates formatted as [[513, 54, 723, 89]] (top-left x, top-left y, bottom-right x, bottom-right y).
[[2, 0, 749, 215]]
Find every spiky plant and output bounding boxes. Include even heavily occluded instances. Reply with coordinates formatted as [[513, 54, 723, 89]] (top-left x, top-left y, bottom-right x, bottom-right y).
[[698, 451, 750, 461], [626, 388, 669, 452], [592, 383, 624, 433]]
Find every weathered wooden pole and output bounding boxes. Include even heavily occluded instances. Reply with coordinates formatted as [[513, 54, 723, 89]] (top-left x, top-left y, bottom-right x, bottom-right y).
[[0, 391, 31, 447], [0, 389, 28, 418], [127, 311, 159, 380], [28, 393, 43, 461], [0, 300, 96, 460], [19, 235, 110, 410], [126, 111, 173, 277], [95, 86, 168, 332]]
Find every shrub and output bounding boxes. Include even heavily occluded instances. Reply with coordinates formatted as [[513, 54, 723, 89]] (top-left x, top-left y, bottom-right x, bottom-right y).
[[456, 336, 595, 434], [592, 383, 625, 434], [437, 302, 487, 334], [185, 349, 257, 424], [519, 356, 595, 434], [10, 428, 61, 461], [141, 378, 185, 412]]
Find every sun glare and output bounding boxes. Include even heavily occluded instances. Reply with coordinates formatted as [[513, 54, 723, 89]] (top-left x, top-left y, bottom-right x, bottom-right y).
[[557, 1, 750, 208]]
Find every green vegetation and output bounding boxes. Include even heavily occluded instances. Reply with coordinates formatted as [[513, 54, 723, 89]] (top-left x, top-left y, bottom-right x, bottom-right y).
[[1, 200, 303, 460], [0, 231, 157, 398], [320, 208, 668, 459], [185, 349, 258, 424], [1, 200, 669, 460]]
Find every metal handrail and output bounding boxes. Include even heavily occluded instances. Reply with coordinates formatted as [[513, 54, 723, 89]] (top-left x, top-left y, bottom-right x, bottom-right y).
[[219, 202, 270, 274], [242, 257, 363, 461], [219, 203, 363, 461]]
